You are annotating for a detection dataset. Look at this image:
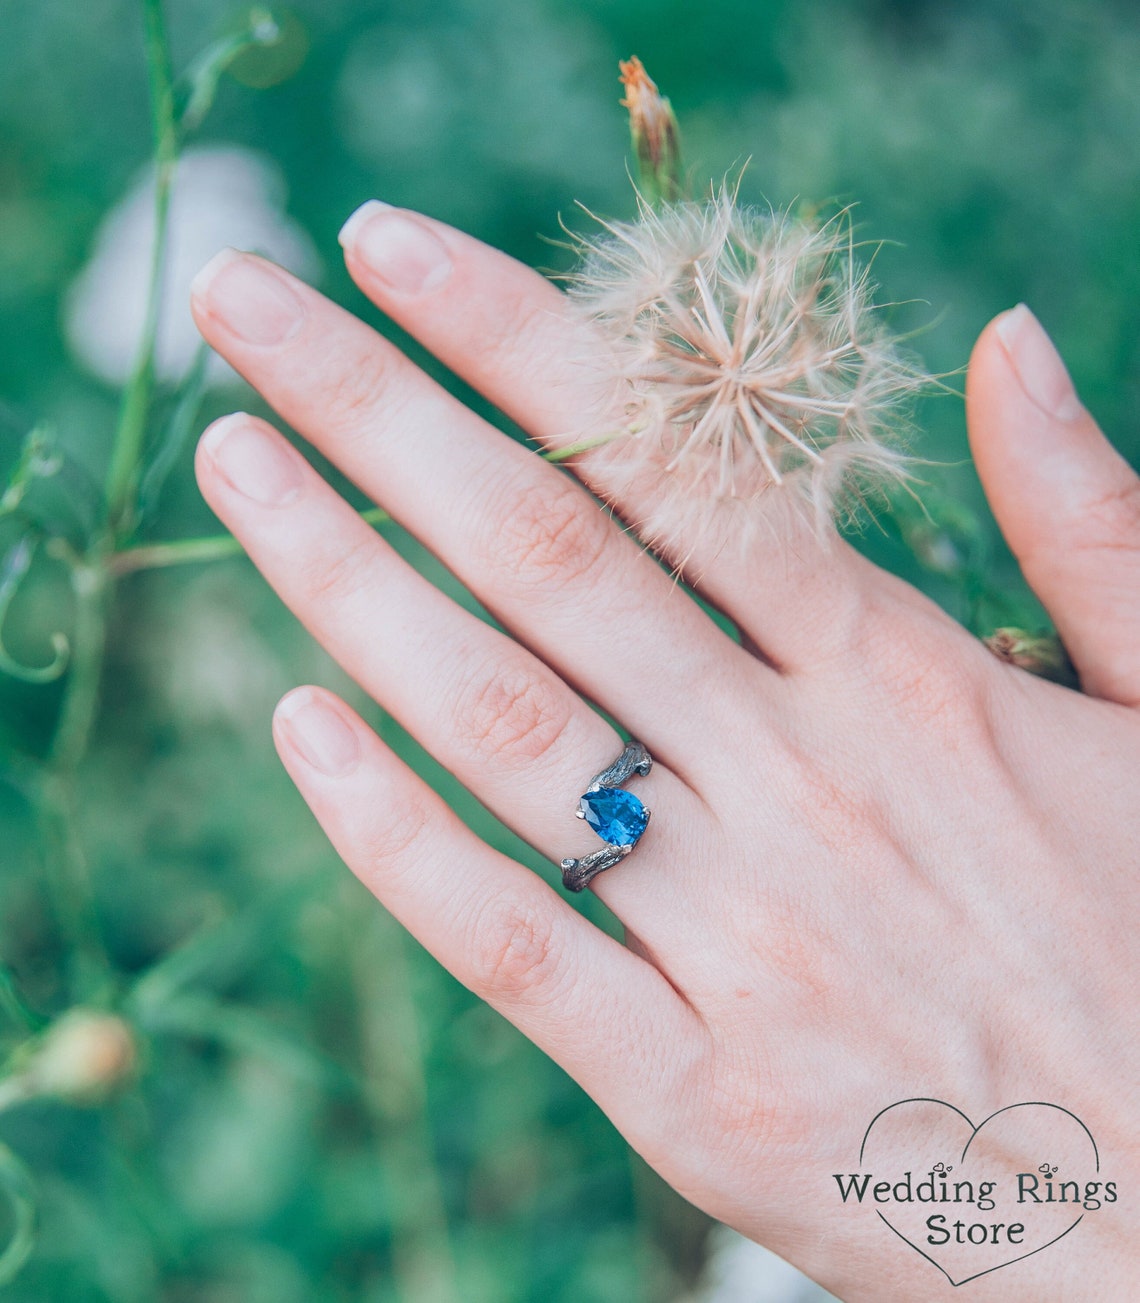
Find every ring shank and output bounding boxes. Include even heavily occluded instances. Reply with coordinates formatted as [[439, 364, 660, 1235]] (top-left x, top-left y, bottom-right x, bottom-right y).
[[560, 741, 652, 892]]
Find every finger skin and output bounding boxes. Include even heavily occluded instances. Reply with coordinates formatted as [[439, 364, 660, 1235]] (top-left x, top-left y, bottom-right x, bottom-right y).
[[194, 411, 717, 941], [193, 280, 1140, 1303], [188, 248, 755, 775], [967, 306, 1140, 706], [336, 201, 889, 671], [193, 412, 705, 862], [273, 684, 703, 1123]]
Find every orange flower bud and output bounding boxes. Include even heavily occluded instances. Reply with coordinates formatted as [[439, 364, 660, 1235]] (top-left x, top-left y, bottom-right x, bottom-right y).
[[619, 57, 682, 205], [25, 1011, 137, 1104]]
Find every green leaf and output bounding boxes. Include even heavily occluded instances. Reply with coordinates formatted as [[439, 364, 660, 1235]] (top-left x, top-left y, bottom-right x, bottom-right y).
[[125, 879, 319, 1019], [145, 994, 344, 1089], [136, 341, 209, 525]]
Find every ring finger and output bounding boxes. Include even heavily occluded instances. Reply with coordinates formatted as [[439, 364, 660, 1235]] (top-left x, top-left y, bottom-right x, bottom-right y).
[[195, 412, 715, 939]]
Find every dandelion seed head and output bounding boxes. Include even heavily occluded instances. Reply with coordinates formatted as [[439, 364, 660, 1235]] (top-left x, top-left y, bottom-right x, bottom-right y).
[[564, 190, 927, 557]]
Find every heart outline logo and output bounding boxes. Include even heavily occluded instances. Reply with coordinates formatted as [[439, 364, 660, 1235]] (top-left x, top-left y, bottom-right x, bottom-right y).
[[856, 1098, 1100, 1286]]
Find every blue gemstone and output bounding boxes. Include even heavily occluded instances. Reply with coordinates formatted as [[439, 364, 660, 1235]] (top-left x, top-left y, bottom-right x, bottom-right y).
[[579, 786, 649, 846]]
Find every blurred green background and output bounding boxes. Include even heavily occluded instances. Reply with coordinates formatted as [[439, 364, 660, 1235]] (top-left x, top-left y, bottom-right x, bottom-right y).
[[1, 0, 1137, 1299]]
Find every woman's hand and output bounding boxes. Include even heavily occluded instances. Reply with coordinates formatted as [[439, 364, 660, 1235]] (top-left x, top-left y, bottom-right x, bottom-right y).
[[190, 205, 1139, 1300]]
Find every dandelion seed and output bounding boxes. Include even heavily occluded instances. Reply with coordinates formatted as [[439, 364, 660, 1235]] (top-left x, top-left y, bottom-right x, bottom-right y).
[[564, 189, 928, 557]]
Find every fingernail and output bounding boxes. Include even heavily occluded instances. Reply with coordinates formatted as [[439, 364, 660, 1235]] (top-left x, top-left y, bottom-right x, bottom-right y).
[[995, 304, 1083, 421], [338, 200, 453, 295], [277, 689, 361, 777], [190, 248, 305, 346], [199, 413, 304, 506]]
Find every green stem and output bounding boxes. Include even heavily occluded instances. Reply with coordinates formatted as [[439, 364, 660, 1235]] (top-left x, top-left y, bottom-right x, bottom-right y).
[[111, 533, 245, 575], [542, 429, 625, 463], [348, 899, 459, 1303], [110, 507, 393, 576], [111, 427, 638, 577], [49, 556, 109, 774], [33, 0, 181, 1001], [39, 554, 113, 995], [104, 0, 178, 537]]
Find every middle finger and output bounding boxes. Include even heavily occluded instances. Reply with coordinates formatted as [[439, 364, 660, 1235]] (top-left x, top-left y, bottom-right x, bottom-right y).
[[189, 250, 768, 784]]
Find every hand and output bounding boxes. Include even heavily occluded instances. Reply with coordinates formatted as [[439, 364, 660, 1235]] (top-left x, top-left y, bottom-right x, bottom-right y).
[[189, 205, 1140, 1300]]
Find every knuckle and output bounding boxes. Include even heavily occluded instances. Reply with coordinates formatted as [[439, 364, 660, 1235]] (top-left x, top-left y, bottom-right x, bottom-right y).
[[485, 474, 611, 595], [301, 532, 377, 605], [788, 763, 872, 861], [468, 892, 564, 1003], [855, 613, 992, 737], [452, 659, 571, 765], [323, 356, 394, 439], [1066, 478, 1140, 557], [475, 295, 557, 375], [882, 653, 974, 730], [362, 794, 433, 879]]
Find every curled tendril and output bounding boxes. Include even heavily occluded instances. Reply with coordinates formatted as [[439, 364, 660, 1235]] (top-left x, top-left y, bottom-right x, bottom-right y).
[[0, 536, 70, 685], [0, 1142, 35, 1286], [178, 8, 284, 133], [0, 424, 62, 517]]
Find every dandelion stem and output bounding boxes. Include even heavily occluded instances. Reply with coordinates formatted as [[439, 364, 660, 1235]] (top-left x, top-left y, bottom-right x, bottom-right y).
[[543, 431, 625, 463], [111, 534, 245, 574], [111, 431, 643, 570]]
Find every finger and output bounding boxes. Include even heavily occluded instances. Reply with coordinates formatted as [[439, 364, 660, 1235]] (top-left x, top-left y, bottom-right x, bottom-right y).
[[273, 684, 704, 1132], [188, 249, 760, 777], [195, 412, 714, 934], [967, 305, 1140, 706], [336, 200, 887, 671]]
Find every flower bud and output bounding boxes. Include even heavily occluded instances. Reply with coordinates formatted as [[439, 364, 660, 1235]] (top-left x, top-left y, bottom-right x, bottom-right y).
[[619, 57, 682, 205], [983, 628, 1078, 686], [25, 1011, 137, 1104]]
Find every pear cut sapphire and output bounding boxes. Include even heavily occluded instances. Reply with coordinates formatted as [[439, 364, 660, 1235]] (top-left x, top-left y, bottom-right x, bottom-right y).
[[579, 786, 649, 846]]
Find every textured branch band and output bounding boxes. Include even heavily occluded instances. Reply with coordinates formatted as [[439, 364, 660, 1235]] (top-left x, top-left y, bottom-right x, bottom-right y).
[[561, 741, 652, 892]]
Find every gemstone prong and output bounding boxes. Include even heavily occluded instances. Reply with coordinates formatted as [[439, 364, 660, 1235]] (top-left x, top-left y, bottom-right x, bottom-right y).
[[561, 742, 651, 891]]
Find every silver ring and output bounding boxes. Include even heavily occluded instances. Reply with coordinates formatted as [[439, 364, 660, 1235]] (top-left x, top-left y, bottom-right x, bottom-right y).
[[560, 740, 652, 892]]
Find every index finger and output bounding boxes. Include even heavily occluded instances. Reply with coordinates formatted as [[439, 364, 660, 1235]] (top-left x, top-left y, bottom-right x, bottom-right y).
[[337, 201, 892, 673]]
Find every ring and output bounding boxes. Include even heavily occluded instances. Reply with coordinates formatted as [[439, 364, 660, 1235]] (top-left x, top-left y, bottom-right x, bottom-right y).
[[560, 740, 653, 892]]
